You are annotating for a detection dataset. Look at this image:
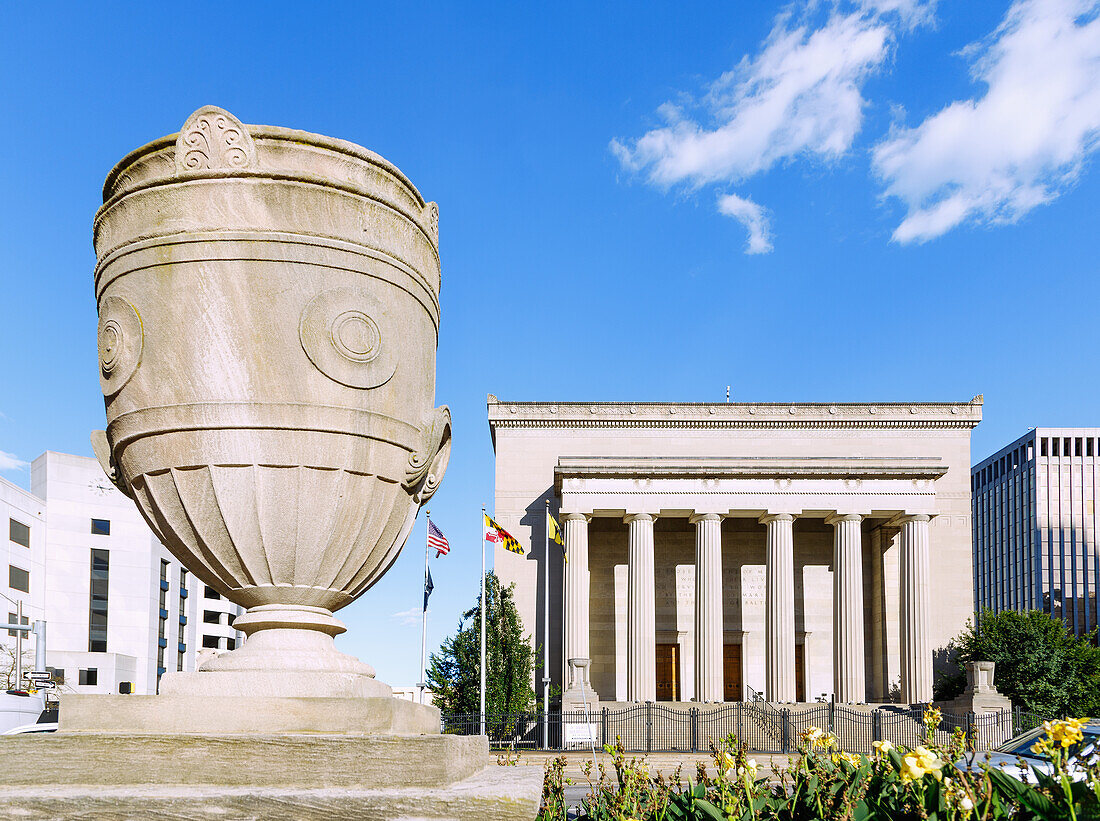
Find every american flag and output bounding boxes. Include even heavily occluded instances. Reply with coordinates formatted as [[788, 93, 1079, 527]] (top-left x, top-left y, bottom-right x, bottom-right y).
[[428, 519, 450, 557]]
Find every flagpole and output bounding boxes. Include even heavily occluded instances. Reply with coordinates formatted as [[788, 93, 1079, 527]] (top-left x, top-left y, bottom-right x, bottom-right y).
[[480, 504, 487, 737], [543, 499, 550, 749], [420, 510, 430, 706]]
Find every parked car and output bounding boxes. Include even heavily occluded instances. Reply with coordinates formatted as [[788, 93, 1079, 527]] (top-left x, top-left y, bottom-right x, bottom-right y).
[[956, 720, 1100, 783], [2, 721, 57, 735]]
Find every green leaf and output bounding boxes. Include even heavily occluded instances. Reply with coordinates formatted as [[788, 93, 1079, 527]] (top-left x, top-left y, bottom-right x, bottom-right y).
[[692, 798, 726, 821]]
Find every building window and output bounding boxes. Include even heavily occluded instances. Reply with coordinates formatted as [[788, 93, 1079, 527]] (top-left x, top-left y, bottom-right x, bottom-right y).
[[9, 519, 30, 548], [202, 635, 221, 649], [88, 548, 109, 652], [90, 518, 111, 536], [203, 610, 222, 625], [178, 648, 185, 672], [8, 565, 29, 593], [46, 667, 64, 685], [1041, 438, 1049, 456], [7, 612, 28, 638], [226, 638, 235, 651], [160, 560, 169, 584], [204, 585, 221, 600], [79, 668, 98, 686]]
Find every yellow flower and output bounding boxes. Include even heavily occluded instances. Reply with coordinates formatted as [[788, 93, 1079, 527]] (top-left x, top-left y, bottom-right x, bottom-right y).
[[872, 740, 894, 756], [736, 758, 759, 779], [899, 746, 944, 783], [835, 751, 862, 768]]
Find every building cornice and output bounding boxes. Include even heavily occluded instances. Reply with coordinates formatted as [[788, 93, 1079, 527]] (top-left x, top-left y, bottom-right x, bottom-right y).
[[554, 456, 948, 493], [488, 395, 983, 432]]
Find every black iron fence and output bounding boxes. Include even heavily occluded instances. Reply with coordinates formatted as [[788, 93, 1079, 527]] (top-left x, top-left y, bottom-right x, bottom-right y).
[[440, 704, 1048, 755]]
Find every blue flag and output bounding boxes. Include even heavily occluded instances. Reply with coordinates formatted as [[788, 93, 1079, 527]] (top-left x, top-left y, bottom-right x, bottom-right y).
[[424, 567, 434, 610]]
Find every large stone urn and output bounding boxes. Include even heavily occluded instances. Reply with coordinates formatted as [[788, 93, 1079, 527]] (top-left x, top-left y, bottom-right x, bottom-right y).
[[90, 106, 451, 698]]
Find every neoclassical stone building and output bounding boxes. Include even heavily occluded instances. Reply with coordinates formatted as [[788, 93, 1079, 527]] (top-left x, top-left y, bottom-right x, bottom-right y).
[[488, 396, 982, 705]]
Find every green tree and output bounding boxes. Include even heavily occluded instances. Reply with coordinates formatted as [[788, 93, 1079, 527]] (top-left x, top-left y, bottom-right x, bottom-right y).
[[936, 609, 1100, 715], [427, 571, 536, 715]]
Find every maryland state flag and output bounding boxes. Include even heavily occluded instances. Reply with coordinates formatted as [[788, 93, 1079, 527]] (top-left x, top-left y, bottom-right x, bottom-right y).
[[485, 514, 523, 555], [547, 510, 566, 563]]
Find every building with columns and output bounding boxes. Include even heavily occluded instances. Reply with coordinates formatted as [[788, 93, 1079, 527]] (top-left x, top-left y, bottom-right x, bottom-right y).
[[488, 396, 982, 705]]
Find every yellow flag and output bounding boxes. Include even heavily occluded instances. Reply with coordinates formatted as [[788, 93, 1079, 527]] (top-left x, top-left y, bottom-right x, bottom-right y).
[[547, 510, 567, 563], [548, 512, 563, 547]]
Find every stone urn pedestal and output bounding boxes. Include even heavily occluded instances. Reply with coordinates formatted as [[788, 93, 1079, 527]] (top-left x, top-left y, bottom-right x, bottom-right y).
[[0, 107, 540, 820]]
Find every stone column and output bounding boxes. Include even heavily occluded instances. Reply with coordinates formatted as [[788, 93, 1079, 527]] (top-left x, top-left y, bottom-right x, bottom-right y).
[[829, 514, 866, 703], [899, 514, 933, 704], [690, 513, 723, 702], [562, 513, 591, 690], [626, 513, 656, 702], [761, 513, 796, 702]]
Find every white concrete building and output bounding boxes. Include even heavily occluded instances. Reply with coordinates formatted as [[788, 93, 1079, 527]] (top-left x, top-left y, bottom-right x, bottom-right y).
[[2, 477, 46, 684], [1, 452, 242, 694], [489, 397, 981, 706], [973, 428, 1100, 635]]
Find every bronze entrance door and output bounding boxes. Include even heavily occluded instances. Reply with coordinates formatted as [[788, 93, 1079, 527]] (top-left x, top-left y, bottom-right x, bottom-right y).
[[795, 644, 806, 702], [655, 643, 679, 701], [723, 644, 742, 701]]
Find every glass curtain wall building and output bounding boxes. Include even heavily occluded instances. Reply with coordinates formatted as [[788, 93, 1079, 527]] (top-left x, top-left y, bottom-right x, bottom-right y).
[[972, 428, 1100, 635]]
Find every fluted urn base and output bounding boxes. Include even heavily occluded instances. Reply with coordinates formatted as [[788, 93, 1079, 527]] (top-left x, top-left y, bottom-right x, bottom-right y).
[[161, 603, 391, 699]]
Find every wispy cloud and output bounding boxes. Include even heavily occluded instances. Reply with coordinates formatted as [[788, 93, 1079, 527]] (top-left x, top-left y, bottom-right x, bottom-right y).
[[612, 1, 933, 253], [717, 193, 774, 254], [392, 607, 426, 627], [0, 451, 28, 472], [873, 0, 1100, 243]]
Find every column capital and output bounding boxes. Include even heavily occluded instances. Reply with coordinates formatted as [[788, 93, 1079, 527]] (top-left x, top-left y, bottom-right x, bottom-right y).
[[890, 512, 932, 526], [689, 512, 723, 524], [759, 512, 795, 525], [624, 512, 655, 524], [825, 512, 865, 526], [561, 512, 592, 523]]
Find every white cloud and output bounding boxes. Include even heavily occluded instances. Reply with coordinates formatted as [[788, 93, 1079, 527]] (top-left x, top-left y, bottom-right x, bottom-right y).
[[873, 0, 1100, 243], [612, 2, 932, 253], [392, 607, 426, 627], [717, 193, 774, 254], [0, 451, 28, 472]]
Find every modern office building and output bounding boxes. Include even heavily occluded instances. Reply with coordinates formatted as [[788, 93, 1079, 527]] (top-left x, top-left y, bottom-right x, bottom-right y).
[[1, 452, 242, 694], [972, 428, 1099, 635], [489, 396, 981, 706]]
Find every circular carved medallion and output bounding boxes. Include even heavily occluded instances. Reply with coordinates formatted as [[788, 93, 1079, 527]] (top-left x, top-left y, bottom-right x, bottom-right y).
[[98, 296, 143, 396], [299, 288, 397, 389]]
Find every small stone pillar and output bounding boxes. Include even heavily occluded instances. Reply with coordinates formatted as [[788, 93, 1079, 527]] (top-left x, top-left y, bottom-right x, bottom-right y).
[[948, 661, 1012, 713], [561, 657, 599, 711]]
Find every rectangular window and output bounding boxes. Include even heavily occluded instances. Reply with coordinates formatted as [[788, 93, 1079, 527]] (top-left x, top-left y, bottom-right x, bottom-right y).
[[178, 648, 184, 672], [1065, 438, 1073, 457], [202, 635, 221, 649], [179, 568, 188, 589], [203, 610, 222, 625], [1075, 438, 1083, 457], [90, 518, 110, 536], [226, 638, 235, 651], [1042, 438, 1049, 457], [7, 612, 28, 638], [9, 519, 30, 548], [8, 565, 29, 593], [204, 585, 221, 600], [47, 667, 64, 685], [1088, 439, 1095, 457], [79, 668, 98, 686], [88, 548, 109, 652], [160, 559, 169, 583]]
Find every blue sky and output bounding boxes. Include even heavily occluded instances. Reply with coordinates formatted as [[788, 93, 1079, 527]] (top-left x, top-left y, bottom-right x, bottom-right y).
[[2, 1, 1098, 685]]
